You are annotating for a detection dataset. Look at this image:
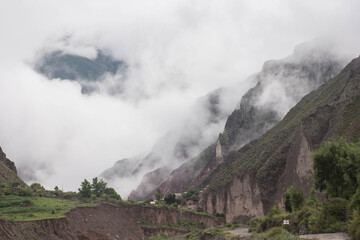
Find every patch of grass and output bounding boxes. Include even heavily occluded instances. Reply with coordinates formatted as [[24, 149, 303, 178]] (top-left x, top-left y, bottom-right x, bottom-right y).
[[0, 195, 96, 221]]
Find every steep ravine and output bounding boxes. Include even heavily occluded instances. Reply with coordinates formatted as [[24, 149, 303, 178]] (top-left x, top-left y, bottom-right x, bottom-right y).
[[0, 204, 223, 240]]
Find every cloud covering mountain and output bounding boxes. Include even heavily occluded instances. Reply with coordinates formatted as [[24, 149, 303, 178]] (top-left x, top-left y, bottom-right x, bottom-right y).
[[0, 0, 360, 197]]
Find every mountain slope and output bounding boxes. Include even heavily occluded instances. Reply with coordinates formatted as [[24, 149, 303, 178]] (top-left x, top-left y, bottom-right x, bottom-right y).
[[0, 147, 25, 185], [35, 50, 127, 94], [153, 43, 345, 199], [198, 55, 360, 222], [102, 87, 246, 200]]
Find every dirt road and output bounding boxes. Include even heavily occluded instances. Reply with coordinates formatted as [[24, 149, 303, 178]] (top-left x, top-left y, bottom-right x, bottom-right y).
[[300, 232, 350, 240], [226, 227, 251, 237]]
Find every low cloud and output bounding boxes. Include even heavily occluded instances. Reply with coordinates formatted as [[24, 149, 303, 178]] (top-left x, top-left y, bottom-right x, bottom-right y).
[[0, 0, 360, 197]]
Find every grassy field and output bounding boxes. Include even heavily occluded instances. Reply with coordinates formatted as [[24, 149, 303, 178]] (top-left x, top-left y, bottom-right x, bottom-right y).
[[0, 195, 96, 221]]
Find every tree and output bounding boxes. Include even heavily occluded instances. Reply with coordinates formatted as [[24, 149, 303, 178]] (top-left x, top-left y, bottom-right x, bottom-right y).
[[164, 193, 176, 205], [284, 189, 292, 212], [79, 179, 92, 198], [104, 187, 121, 200], [30, 183, 45, 191], [313, 139, 360, 199], [155, 190, 163, 202], [284, 185, 305, 212], [54, 186, 60, 196], [269, 200, 281, 216], [291, 185, 305, 211], [91, 177, 107, 197]]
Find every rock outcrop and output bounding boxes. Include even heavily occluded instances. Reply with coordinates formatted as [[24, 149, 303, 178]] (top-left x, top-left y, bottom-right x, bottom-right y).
[[0, 147, 24, 184]]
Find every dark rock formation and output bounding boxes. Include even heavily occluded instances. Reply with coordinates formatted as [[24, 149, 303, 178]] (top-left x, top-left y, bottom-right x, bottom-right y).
[[0, 147, 24, 184], [0, 147, 17, 174]]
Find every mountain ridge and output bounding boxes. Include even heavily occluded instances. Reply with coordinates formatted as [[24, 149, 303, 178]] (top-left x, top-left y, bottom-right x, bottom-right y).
[[146, 43, 345, 202], [198, 55, 360, 222]]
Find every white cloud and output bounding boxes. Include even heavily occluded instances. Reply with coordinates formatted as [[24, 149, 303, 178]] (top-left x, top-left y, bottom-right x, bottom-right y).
[[0, 0, 360, 197]]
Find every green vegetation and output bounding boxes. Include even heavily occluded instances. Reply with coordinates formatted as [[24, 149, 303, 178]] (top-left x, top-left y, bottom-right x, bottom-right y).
[[248, 139, 360, 240], [182, 189, 200, 202], [164, 193, 177, 205], [155, 190, 163, 202], [0, 177, 121, 221], [78, 177, 121, 200], [0, 195, 94, 221], [313, 139, 360, 200], [248, 227, 303, 240], [78, 179, 92, 198], [284, 185, 305, 212]]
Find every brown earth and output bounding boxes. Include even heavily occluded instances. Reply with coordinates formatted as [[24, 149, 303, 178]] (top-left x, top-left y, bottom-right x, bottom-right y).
[[0, 203, 223, 240]]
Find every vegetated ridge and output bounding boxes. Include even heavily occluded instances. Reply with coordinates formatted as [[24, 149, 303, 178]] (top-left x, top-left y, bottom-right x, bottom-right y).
[[35, 50, 127, 94], [198, 55, 360, 222]]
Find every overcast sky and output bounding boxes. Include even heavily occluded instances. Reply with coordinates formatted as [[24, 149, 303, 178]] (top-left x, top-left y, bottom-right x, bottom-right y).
[[0, 0, 359, 197]]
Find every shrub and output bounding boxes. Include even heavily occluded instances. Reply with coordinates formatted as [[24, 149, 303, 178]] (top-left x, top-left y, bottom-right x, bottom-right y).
[[313, 139, 360, 200], [30, 183, 45, 191], [269, 201, 281, 216], [164, 193, 176, 205], [348, 211, 360, 240], [309, 198, 348, 233], [78, 179, 92, 198], [284, 185, 305, 212]]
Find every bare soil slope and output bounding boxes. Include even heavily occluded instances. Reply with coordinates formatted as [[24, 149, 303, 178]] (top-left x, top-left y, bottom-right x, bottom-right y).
[[0, 203, 222, 240]]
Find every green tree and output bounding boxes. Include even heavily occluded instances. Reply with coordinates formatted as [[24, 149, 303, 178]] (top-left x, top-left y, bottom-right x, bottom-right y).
[[291, 185, 305, 211], [269, 200, 281, 216], [284, 189, 292, 212], [313, 139, 360, 199], [348, 211, 360, 240], [91, 177, 107, 197], [155, 190, 163, 202], [30, 183, 45, 191], [284, 185, 305, 212], [78, 179, 92, 198], [164, 193, 176, 205], [104, 187, 121, 200], [350, 174, 360, 211]]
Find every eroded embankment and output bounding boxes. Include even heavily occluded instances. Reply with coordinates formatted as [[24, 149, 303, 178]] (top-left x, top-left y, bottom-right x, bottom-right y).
[[0, 203, 223, 240]]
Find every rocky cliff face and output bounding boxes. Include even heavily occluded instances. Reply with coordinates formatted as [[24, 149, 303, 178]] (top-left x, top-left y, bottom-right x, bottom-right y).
[[151, 42, 345, 199], [220, 42, 344, 154], [0, 147, 24, 184], [0, 204, 223, 240], [199, 56, 360, 222]]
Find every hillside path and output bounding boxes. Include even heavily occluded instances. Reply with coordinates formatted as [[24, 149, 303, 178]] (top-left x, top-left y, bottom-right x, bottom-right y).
[[226, 227, 251, 237]]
